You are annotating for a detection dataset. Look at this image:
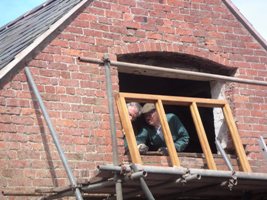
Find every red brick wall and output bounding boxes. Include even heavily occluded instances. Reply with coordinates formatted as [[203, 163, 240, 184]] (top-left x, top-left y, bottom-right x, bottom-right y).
[[1, 0, 267, 196]]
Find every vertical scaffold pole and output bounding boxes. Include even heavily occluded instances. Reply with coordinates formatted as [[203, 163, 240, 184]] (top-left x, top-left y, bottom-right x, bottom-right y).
[[259, 136, 267, 160], [215, 140, 234, 171], [25, 67, 83, 200], [103, 55, 123, 200], [130, 164, 155, 200]]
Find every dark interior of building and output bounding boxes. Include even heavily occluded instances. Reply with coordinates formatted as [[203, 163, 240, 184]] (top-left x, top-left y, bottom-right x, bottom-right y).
[[118, 72, 217, 153], [117, 52, 237, 154]]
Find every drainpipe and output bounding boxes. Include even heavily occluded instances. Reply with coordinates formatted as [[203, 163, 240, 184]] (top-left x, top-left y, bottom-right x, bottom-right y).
[[103, 55, 123, 200], [24, 67, 83, 200]]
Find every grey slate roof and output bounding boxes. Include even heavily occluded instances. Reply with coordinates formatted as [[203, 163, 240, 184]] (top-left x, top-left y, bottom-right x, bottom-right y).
[[0, 0, 83, 71]]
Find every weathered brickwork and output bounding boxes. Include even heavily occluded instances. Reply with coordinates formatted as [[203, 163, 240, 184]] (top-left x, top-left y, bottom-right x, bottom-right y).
[[1, 0, 267, 196]]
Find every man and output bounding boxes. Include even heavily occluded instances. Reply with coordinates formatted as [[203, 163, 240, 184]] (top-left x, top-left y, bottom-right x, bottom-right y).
[[127, 102, 142, 122], [136, 103, 189, 154], [124, 102, 148, 154]]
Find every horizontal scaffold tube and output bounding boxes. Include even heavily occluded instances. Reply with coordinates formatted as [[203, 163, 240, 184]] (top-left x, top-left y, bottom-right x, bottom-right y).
[[78, 57, 267, 86], [82, 181, 115, 192], [98, 164, 267, 181], [130, 171, 147, 180]]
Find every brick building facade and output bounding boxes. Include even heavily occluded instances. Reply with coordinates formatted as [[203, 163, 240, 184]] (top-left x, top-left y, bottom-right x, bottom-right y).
[[0, 0, 267, 199]]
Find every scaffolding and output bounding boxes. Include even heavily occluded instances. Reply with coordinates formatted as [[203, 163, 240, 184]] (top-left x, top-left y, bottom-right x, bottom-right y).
[[3, 56, 267, 200]]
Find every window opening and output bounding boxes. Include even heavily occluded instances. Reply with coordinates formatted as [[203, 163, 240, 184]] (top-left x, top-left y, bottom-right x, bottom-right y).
[[119, 73, 216, 153], [116, 92, 251, 172], [117, 52, 236, 154]]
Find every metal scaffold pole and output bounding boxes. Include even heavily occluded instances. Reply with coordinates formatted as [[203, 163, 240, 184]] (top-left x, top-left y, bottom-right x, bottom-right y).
[[78, 57, 267, 87], [25, 67, 84, 200], [215, 140, 234, 171], [130, 164, 155, 200], [259, 136, 267, 160], [103, 55, 123, 200]]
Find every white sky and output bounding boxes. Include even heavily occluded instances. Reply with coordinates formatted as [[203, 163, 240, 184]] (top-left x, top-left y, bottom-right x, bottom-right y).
[[0, 0, 46, 26], [0, 0, 266, 40], [231, 0, 267, 40]]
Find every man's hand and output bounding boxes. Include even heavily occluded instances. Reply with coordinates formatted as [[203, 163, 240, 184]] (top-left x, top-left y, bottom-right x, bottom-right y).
[[157, 147, 168, 155], [137, 144, 149, 154]]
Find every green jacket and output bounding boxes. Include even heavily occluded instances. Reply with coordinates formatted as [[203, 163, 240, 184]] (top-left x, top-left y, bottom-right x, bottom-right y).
[[123, 116, 146, 151], [136, 113, 189, 152]]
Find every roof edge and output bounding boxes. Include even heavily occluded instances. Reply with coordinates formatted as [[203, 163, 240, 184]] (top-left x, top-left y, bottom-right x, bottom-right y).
[[0, 0, 90, 80], [223, 0, 267, 51]]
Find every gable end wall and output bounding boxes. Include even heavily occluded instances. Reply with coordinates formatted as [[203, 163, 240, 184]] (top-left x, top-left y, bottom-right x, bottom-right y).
[[1, 0, 267, 195]]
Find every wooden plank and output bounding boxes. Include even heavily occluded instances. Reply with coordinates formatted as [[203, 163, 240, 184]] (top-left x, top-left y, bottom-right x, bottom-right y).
[[119, 92, 227, 107], [155, 100, 180, 167], [116, 95, 142, 164], [223, 104, 252, 172], [190, 102, 217, 170]]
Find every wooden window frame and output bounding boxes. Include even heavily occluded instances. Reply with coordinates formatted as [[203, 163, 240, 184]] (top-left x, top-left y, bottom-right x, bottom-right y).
[[116, 92, 251, 172]]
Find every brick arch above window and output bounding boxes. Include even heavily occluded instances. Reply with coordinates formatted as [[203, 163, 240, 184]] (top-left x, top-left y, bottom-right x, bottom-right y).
[[113, 45, 237, 77], [109, 42, 237, 75]]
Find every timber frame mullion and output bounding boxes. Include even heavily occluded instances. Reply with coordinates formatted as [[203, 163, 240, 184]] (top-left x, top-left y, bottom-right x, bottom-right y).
[[155, 100, 180, 167], [190, 102, 217, 170], [116, 92, 251, 172], [116, 96, 142, 164], [222, 104, 252, 172]]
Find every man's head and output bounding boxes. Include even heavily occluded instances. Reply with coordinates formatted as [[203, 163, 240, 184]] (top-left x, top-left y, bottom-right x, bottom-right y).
[[142, 103, 160, 127], [127, 102, 142, 122]]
